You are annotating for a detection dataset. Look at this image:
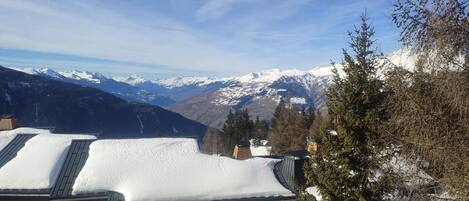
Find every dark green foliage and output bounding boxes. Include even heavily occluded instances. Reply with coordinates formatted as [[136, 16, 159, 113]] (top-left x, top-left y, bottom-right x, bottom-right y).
[[252, 116, 269, 146], [305, 14, 388, 201], [222, 109, 254, 155], [303, 107, 316, 130]]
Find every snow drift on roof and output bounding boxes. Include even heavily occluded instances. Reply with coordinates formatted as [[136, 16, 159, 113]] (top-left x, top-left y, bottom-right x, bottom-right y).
[[0, 133, 96, 189], [73, 138, 293, 201], [0, 127, 52, 152]]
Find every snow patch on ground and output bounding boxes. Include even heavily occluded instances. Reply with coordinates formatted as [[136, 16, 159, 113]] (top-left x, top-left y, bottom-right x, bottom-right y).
[[250, 140, 271, 156], [73, 138, 293, 201], [0, 133, 95, 189], [305, 186, 322, 201], [289, 97, 306, 104], [329, 130, 338, 136], [250, 146, 272, 157], [387, 154, 433, 186]]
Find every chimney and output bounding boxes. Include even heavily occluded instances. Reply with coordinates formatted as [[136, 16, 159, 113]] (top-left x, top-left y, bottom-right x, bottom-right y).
[[0, 114, 19, 130], [232, 140, 252, 160]]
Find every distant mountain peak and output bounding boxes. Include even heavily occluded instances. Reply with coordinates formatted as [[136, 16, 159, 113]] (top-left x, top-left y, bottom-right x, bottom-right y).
[[230, 68, 307, 84], [113, 75, 146, 86], [60, 70, 106, 84], [11, 67, 64, 79], [154, 76, 215, 88]]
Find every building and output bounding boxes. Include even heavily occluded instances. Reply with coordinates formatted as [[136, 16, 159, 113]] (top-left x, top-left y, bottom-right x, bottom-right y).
[[276, 154, 310, 193], [0, 133, 117, 201], [50, 139, 124, 201], [0, 129, 296, 201], [232, 140, 252, 160], [0, 134, 44, 201], [0, 114, 19, 130]]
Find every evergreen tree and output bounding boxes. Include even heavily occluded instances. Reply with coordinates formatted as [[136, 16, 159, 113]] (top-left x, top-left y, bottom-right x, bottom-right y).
[[222, 109, 254, 155], [303, 106, 316, 129], [253, 116, 269, 146], [309, 111, 324, 137], [222, 109, 236, 154], [234, 109, 254, 141], [305, 14, 387, 201]]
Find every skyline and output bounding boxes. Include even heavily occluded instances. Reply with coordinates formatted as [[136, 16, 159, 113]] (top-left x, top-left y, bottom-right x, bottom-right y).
[[0, 0, 401, 79]]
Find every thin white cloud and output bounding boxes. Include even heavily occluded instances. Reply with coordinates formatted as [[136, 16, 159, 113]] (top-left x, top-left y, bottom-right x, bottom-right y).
[[0, 0, 398, 77], [195, 0, 237, 22], [0, 0, 268, 74]]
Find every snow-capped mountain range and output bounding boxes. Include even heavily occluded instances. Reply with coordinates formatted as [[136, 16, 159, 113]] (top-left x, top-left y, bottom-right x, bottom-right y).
[[12, 67, 176, 106], [10, 49, 415, 128], [12, 66, 333, 128]]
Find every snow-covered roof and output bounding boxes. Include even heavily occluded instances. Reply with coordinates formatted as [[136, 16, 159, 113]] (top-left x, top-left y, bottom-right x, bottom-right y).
[[0, 128, 96, 190], [73, 138, 293, 201], [0, 127, 52, 151], [0, 129, 292, 200]]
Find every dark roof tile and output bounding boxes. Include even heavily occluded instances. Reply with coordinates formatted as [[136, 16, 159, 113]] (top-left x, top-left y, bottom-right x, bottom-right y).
[[0, 134, 36, 168]]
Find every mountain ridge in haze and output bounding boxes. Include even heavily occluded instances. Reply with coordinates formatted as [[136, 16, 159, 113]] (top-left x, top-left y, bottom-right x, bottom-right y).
[[0, 66, 207, 140]]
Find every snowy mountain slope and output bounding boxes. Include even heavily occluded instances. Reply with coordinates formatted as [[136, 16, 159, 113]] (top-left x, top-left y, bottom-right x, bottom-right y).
[[113, 75, 146, 85], [0, 66, 207, 139], [115, 75, 225, 102], [12, 67, 67, 80], [167, 68, 331, 128], [60, 70, 106, 84], [154, 76, 215, 88]]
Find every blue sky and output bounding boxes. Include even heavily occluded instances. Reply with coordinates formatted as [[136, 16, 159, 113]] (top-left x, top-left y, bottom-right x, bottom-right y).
[[0, 0, 400, 79]]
